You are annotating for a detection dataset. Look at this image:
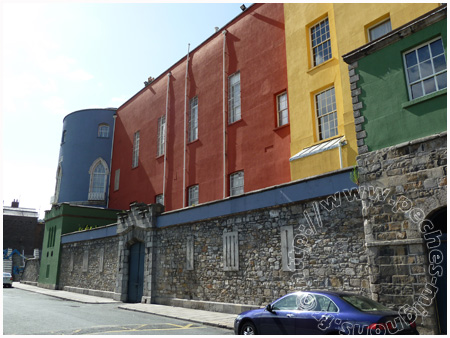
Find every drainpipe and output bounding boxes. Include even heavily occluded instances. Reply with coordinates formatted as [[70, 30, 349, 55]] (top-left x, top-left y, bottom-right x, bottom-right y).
[[222, 30, 227, 199], [338, 138, 347, 169], [106, 113, 117, 208], [183, 44, 190, 208], [163, 73, 171, 206]]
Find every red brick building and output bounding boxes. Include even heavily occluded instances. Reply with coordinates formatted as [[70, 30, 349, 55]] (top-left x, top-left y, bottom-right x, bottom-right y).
[[109, 4, 290, 212]]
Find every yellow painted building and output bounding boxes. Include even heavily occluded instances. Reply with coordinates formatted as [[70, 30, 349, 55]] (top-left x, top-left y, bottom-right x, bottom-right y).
[[284, 3, 440, 181]]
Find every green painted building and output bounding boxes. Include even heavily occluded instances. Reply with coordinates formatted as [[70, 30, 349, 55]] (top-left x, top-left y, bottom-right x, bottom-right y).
[[38, 204, 118, 289], [343, 6, 446, 153]]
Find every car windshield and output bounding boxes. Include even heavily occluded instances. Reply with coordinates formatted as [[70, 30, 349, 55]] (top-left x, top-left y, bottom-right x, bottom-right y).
[[341, 295, 391, 312]]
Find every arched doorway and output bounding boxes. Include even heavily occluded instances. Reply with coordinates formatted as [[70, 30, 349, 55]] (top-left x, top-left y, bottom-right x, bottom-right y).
[[426, 207, 446, 334], [127, 241, 145, 303]]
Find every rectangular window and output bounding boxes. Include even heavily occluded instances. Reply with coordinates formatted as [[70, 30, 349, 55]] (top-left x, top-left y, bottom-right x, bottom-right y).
[[223, 231, 239, 271], [189, 96, 198, 142], [132, 131, 140, 168], [155, 194, 164, 205], [368, 19, 392, 41], [277, 92, 289, 127], [280, 226, 295, 272], [230, 171, 244, 196], [114, 169, 120, 191], [157, 116, 166, 157], [311, 18, 332, 67], [315, 87, 338, 140], [188, 185, 199, 206], [404, 37, 447, 100], [98, 124, 110, 138], [186, 236, 194, 271], [228, 72, 241, 123]]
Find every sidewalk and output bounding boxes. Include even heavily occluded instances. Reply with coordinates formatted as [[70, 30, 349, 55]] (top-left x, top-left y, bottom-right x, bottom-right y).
[[13, 282, 236, 330]]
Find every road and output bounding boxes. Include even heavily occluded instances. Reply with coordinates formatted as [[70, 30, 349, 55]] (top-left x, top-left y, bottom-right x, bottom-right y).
[[3, 287, 233, 335]]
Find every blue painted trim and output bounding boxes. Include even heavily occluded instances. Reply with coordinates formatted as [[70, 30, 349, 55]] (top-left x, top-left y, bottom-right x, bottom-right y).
[[156, 169, 356, 228], [61, 224, 118, 244]]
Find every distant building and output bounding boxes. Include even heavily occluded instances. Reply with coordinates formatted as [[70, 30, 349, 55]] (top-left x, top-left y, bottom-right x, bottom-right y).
[[3, 200, 44, 256], [51, 108, 116, 208]]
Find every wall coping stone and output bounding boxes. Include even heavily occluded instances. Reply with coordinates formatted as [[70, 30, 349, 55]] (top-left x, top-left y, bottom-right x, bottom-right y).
[[366, 238, 424, 247]]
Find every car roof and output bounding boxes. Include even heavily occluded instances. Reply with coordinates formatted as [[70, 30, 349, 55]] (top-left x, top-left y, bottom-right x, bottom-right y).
[[292, 290, 359, 297]]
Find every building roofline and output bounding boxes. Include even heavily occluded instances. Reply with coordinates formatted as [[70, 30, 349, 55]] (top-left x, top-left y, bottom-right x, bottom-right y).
[[342, 4, 447, 64], [62, 108, 117, 122], [117, 3, 257, 112]]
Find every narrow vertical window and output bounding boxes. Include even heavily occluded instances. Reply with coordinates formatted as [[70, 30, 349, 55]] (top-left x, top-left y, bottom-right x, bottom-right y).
[[188, 185, 199, 206], [277, 92, 289, 127], [228, 72, 241, 123], [368, 19, 392, 41], [189, 96, 198, 142], [157, 116, 166, 157], [311, 18, 331, 67], [230, 171, 244, 196], [132, 131, 140, 168], [61, 130, 67, 144], [114, 169, 120, 191], [98, 123, 110, 138], [223, 231, 239, 271], [315, 87, 338, 140]]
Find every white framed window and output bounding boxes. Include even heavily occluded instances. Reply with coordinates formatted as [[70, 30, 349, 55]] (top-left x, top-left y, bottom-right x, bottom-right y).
[[311, 18, 332, 67], [315, 87, 338, 140], [114, 169, 120, 191], [404, 37, 447, 100], [228, 72, 241, 123], [230, 171, 244, 196], [368, 19, 392, 42], [157, 116, 166, 157], [189, 96, 198, 142], [277, 92, 289, 127], [88, 158, 109, 201], [188, 185, 199, 206], [223, 231, 239, 271], [98, 123, 110, 138], [132, 131, 140, 168], [156, 194, 164, 205]]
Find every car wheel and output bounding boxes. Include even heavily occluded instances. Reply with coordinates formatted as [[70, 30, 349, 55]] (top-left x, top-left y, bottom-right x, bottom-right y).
[[240, 321, 257, 335]]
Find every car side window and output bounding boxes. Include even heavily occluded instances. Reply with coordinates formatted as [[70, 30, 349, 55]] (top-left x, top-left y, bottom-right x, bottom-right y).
[[314, 295, 339, 312], [272, 295, 298, 310]]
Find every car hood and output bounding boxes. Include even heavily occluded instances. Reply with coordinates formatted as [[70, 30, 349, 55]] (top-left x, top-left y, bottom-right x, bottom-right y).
[[237, 308, 266, 318]]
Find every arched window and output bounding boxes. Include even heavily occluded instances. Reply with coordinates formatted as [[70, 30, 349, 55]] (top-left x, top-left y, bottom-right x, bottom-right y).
[[88, 158, 109, 201], [98, 123, 110, 138]]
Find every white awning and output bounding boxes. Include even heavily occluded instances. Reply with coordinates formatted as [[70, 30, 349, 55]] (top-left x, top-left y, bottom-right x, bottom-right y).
[[290, 136, 346, 162]]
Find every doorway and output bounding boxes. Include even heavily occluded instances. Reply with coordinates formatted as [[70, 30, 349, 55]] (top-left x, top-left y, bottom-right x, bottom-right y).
[[127, 241, 145, 303]]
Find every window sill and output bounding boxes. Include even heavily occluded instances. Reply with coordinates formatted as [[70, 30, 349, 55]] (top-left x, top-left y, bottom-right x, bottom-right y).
[[307, 57, 337, 74], [156, 154, 164, 160], [228, 118, 244, 127], [273, 123, 290, 132], [402, 88, 447, 109], [187, 138, 200, 146]]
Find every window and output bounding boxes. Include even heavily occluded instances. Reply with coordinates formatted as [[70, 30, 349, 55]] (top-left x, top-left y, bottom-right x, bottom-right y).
[[98, 123, 109, 138], [114, 169, 120, 191], [228, 72, 241, 123], [89, 158, 109, 201], [157, 116, 166, 157], [132, 131, 140, 168], [230, 171, 244, 196], [277, 92, 289, 127], [272, 294, 299, 311], [368, 19, 392, 41], [315, 87, 338, 140], [61, 130, 67, 144], [189, 97, 198, 142], [188, 185, 199, 206], [404, 37, 447, 100], [223, 231, 239, 271], [156, 194, 164, 205], [311, 18, 332, 67]]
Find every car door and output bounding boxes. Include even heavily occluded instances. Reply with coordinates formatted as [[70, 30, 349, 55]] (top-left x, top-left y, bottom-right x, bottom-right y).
[[258, 294, 298, 334]]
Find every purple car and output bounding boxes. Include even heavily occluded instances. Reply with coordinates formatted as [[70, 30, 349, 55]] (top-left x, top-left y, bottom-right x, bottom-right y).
[[234, 290, 418, 335]]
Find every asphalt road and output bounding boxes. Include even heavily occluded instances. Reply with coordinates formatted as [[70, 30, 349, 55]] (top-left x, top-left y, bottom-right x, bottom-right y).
[[3, 287, 233, 335]]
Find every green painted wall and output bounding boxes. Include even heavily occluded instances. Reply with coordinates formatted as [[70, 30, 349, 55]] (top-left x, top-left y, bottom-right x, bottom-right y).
[[357, 18, 447, 151], [38, 204, 118, 288]]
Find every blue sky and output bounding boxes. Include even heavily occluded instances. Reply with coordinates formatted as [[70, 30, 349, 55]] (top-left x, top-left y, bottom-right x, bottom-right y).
[[1, 2, 251, 218]]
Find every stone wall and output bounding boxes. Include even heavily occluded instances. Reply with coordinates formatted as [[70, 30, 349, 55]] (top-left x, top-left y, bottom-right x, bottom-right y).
[[21, 258, 40, 284], [357, 132, 447, 334], [153, 195, 369, 307], [58, 235, 119, 292]]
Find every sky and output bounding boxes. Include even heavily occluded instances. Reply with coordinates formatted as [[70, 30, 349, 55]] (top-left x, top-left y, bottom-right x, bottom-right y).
[[1, 1, 251, 219]]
